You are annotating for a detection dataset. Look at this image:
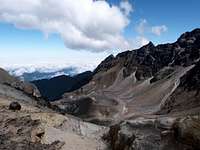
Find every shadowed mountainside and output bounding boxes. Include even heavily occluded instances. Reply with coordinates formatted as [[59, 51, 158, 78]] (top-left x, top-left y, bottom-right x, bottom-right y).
[[32, 71, 93, 101]]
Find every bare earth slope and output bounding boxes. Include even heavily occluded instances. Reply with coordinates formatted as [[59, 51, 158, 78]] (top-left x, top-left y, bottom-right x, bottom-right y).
[[0, 69, 108, 150]]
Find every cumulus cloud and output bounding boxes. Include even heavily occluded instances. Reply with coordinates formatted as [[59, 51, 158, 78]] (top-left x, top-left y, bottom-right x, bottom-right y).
[[151, 25, 168, 36], [135, 19, 147, 35], [120, 1, 134, 16], [135, 19, 168, 36], [0, 0, 133, 52]]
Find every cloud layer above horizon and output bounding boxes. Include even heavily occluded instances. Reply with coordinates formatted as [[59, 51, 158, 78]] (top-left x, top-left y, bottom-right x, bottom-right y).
[[0, 0, 134, 52]]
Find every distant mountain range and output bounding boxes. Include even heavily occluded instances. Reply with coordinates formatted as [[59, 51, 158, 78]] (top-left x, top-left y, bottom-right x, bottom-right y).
[[8, 67, 78, 81], [21, 68, 77, 81]]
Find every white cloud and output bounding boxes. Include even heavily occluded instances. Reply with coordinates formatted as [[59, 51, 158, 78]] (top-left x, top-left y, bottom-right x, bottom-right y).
[[135, 19, 147, 35], [5, 63, 95, 77], [0, 0, 133, 52], [131, 36, 149, 49], [135, 19, 168, 36], [120, 1, 133, 16], [151, 25, 168, 36]]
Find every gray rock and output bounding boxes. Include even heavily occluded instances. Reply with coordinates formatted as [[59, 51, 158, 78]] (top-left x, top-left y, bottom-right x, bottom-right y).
[[9, 101, 21, 111], [173, 116, 200, 149]]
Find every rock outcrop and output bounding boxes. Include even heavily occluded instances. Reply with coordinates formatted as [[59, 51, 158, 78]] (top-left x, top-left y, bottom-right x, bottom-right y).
[[173, 116, 200, 149], [0, 68, 41, 98], [9, 101, 21, 111], [0, 80, 108, 150], [103, 116, 200, 150]]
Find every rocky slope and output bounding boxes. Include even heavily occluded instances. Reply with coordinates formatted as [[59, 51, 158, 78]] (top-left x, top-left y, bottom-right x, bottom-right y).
[[0, 68, 41, 98], [51, 28, 200, 149], [57, 28, 200, 121], [0, 68, 108, 150]]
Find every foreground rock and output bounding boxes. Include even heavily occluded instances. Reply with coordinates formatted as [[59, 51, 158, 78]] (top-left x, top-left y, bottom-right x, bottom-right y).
[[0, 115, 64, 150], [103, 116, 200, 150], [173, 117, 200, 149], [0, 81, 108, 150], [9, 101, 21, 111]]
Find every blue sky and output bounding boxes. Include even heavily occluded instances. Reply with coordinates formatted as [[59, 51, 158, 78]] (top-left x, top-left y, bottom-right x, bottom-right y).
[[112, 0, 200, 44], [0, 0, 199, 73]]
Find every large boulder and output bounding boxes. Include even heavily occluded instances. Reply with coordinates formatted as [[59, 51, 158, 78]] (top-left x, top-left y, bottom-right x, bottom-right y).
[[173, 116, 200, 149], [9, 102, 21, 111], [51, 97, 94, 116], [103, 124, 135, 150], [11, 81, 41, 98], [0, 67, 41, 98]]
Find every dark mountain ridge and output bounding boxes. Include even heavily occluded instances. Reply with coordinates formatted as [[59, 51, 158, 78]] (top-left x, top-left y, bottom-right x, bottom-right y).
[[32, 71, 93, 101], [94, 28, 200, 80]]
